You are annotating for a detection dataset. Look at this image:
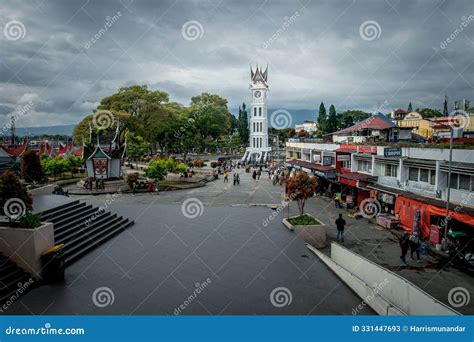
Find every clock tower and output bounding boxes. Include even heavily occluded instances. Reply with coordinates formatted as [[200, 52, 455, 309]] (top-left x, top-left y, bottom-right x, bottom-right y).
[[242, 64, 271, 164]]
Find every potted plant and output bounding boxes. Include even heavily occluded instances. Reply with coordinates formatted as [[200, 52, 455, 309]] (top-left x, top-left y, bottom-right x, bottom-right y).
[[282, 171, 326, 248], [0, 172, 54, 279]]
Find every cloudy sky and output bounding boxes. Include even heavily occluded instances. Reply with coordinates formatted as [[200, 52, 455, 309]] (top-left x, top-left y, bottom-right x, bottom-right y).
[[1, 0, 473, 128]]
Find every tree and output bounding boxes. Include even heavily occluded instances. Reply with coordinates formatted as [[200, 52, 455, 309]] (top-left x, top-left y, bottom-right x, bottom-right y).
[[297, 129, 307, 137], [98, 85, 169, 117], [0, 171, 32, 223], [286, 171, 318, 216], [287, 128, 296, 138], [144, 159, 169, 180], [238, 103, 249, 146], [337, 110, 371, 129], [419, 108, 443, 119], [443, 96, 449, 116], [326, 104, 338, 133], [317, 102, 327, 135], [21, 150, 45, 183], [407, 102, 413, 113], [41, 157, 69, 179], [126, 132, 150, 168]]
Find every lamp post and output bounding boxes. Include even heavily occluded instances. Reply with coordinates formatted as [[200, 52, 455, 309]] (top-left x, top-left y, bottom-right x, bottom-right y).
[[273, 135, 280, 167], [429, 118, 454, 249]]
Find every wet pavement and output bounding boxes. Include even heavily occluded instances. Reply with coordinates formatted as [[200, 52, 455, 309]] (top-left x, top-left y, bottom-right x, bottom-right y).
[[8, 170, 374, 315]]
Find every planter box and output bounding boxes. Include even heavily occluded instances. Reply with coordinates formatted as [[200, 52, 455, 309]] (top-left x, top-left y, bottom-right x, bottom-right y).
[[0, 222, 55, 279], [282, 214, 326, 249]]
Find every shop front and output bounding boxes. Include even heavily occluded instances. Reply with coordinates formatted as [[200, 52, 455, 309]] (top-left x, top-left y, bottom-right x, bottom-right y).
[[338, 172, 377, 209]]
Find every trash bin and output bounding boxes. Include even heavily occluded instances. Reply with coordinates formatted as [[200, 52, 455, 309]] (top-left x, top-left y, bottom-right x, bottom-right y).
[[41, 244, 65, 284]]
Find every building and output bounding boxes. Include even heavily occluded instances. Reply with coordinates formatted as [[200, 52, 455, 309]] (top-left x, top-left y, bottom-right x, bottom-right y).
[[330, 112, 412, 143], [84, 121, 126, 179], [295, 121, 317, 134], [390, 108, 408, 121], [242, 65, 271, 164], [395, 112, 434, 138], [285, 139, 474, 239]]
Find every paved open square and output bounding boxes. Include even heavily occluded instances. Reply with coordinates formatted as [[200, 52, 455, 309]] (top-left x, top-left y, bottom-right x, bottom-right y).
[[9, 171, 373, 315]]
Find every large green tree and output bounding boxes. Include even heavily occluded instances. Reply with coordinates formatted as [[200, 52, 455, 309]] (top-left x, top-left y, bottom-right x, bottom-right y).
[[238, 103, 249, 146], [317, 102, 327, 136], [326, 104, 338, 133]]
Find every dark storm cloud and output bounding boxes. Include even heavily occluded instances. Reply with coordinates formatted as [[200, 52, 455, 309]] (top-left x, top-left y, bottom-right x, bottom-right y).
[[0, 0, 473, 127]]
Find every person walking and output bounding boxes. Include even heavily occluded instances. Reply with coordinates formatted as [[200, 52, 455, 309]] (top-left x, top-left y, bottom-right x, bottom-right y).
[[399, 232, 410, 266], [257, 169, 261, 180], [409, 231, 421, 261], [335, 214, 346, 243], [224, 171, 229, 183], [236, 173, 240, 185], [233, 173, 237, 186], [334, 193, 341, 208], [252, 170, 257, 180]]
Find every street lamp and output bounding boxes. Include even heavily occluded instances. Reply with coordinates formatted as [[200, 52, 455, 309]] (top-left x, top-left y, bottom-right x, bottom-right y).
[[429, 118, 455, 249], [273, 135, 280, 166]]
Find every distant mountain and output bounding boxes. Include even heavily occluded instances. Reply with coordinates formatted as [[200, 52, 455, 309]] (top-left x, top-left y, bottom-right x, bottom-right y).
[[15, 124, 75, 137]]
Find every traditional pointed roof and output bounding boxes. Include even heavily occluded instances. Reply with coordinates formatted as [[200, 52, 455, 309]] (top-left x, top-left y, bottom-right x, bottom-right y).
[[3, 138, 28, 157], [250, 64, 268, 85], [87, 144, 111, 160], [330, 113, 396, 135]]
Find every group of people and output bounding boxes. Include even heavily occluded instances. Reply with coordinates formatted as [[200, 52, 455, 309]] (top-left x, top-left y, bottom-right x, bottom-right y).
[[399, 230, 421, 266]]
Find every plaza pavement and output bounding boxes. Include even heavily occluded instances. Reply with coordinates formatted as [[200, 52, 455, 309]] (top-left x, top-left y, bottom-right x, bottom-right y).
[[8, 169, 374, 315]]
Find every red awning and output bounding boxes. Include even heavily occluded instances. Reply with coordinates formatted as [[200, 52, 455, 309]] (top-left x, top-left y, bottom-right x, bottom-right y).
[[336, 148, 357, 153], [339, 172, 376, 181], [395, 196, 474, 237]]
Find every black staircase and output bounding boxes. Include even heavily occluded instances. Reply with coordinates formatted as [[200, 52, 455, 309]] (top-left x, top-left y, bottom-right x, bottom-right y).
[[0, 254, 35, 306], [40, 200, 134, 265]]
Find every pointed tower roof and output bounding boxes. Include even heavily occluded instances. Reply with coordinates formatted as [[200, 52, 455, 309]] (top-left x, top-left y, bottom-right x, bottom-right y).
[[250, 63, 268, 86]]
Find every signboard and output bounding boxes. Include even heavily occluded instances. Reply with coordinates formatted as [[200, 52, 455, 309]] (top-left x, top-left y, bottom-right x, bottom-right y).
[[384, 147, 402, 157], [357, 146, 377, 154], [337, 155, 350, 162], [93, 159, 108, 179]]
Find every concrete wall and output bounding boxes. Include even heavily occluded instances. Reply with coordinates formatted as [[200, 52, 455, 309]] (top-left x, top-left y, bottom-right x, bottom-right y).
[[330, 243, 459, 315], [29, 185, 54, 197], [0, 222, 54, 279]]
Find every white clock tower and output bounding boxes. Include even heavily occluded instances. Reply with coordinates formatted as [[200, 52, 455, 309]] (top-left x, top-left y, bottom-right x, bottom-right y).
[[242, 64, 271, 164]]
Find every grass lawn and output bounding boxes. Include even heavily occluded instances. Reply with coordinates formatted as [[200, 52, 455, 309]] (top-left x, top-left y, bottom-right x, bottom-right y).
[[288, 214, 322, 226]]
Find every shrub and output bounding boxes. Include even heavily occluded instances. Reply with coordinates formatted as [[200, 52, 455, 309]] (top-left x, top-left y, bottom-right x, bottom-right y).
[[144, 160, 167, 180], [0, 171, 33, 223], [19, 213, 42, 228], [175, 163, 188, 174], [21, 150, 45, 183]]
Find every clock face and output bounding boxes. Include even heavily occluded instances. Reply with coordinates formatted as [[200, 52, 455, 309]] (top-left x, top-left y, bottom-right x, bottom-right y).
[[254, 91, 262, 98]]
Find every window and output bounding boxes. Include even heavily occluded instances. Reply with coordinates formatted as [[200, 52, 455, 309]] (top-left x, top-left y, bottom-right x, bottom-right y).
[[384, 164, 398, 177], [450, 174, 458, 189], [259, 107, 262, 116], [253, 137, 255, 148], [408, 167, 418, 181], [459, 174, 471, 190], [341, 160, 351, 169], [357, 160, 372, 173], [430, 171, 436, 185], [253, 108, 257, 116], [253, 122, 255, 132], [419, 169, 429, 182]]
